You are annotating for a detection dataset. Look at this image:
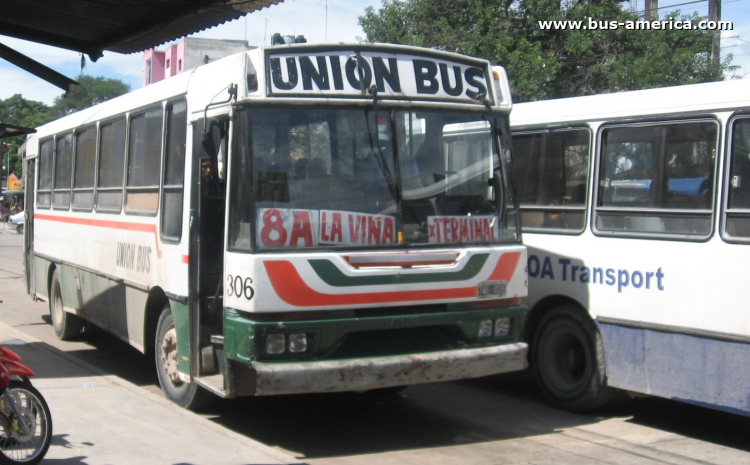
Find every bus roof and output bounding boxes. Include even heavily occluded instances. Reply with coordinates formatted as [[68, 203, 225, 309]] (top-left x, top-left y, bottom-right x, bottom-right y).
[[32, 70, 193, 139], [510, 79, 750, 127], [30, 42, 510, 145]]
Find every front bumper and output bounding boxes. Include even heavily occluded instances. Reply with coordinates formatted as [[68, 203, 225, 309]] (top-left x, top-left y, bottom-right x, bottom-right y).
[[250, 342, 528, 395]]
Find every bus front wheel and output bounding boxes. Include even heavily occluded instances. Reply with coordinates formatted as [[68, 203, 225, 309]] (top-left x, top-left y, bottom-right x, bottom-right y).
[[532, 306, 615, 412], [155, 305, 211, 410], [49, 270, 85, 340]]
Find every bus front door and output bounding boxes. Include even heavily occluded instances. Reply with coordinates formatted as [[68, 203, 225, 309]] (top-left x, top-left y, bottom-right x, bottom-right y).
[[189, 118, 228, 380]]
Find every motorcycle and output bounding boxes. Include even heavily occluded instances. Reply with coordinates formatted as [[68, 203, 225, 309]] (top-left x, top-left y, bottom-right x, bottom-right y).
[[0, 347, 52, 465]]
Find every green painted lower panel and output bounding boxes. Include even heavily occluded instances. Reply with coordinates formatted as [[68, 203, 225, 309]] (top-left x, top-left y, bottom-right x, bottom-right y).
[[169, 300, 191, 377], [223, 305, 527, 365]]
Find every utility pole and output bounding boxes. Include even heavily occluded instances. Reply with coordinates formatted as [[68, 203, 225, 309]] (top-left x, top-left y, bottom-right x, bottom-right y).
[[1, 142, 8, 190], [709, 0, 721, 72], [645, 0, 658, 21]]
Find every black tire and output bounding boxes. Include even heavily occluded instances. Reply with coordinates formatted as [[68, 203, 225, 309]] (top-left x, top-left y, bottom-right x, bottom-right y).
[[532, 306, 615, 412], [49, 270, 85, 340], [155, 305, 212, 410], [15, 225, 22, 236], [0, 380, 53, 465]]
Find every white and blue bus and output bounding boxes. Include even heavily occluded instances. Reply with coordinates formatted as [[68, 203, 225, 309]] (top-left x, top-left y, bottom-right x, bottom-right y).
[[510, 79, 750, 415], [23, 43, 529, 409]]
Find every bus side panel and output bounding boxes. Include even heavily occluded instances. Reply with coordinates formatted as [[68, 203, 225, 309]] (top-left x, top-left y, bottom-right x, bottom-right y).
[[599, 322, 750, 416], [33, 256, 52, 300], [75, 271, 118, 332], [58, 266, 81, 314], [124, 286, 148, 352]]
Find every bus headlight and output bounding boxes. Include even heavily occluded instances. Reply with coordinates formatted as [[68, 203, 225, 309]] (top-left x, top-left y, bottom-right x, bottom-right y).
[[289, 333, 308, 353], [266, 334, 286, 354], [478, 320, 494, 338], [494, 318, 511, 337]]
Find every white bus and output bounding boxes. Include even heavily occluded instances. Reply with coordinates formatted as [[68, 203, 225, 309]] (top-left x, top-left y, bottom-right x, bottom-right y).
[[23, 43, 529, 409], [509, 79, 750, 415]]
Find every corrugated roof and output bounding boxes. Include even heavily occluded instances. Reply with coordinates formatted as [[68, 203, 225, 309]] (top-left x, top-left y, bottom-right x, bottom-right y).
[[0, 0, 283, 60]]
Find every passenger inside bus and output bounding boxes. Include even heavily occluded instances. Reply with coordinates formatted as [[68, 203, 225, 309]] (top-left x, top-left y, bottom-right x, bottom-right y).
[[201, 158, 223, 197]]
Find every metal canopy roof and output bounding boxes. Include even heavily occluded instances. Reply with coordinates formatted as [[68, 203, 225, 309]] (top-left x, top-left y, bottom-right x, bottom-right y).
[[0, 123, 36, 140], [0, 0, 283, 60]]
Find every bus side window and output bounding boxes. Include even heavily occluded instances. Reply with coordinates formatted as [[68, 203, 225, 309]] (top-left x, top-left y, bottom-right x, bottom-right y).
[[53, 133, 73, 210], [596, 120, 716, 237], [161, 100, 187, 241], [97, 118, 126, 213], [73, 126, 97, 211], [126, 107, 163, 214], [37, 139, 54, 209], [512, 129, 589, 232], [726, 117, 750, 238]]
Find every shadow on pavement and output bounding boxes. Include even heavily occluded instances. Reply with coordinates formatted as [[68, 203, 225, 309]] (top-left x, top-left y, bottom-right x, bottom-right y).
[[626, 396, 750, 453]]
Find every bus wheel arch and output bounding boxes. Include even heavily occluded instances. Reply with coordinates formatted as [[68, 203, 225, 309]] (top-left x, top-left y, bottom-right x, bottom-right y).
[[48, 267, 85, 340], [527, 299, 616, 412], [524, 295, 586, 355], [154, 304, 211, 410], [143, 287, 168, 358]]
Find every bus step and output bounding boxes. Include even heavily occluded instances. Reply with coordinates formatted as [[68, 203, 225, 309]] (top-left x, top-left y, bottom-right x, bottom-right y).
[[195, 374, 227, 397], [211, 335, 224, 345]]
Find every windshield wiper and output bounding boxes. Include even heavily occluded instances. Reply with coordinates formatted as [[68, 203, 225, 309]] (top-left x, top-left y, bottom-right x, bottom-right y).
[[363, 108, 398, 201]]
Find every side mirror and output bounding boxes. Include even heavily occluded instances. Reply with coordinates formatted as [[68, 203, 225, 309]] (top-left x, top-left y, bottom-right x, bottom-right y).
[[202, 119, 222, 155]]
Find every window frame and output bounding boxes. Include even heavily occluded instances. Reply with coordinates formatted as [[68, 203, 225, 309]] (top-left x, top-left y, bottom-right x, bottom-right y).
[[95, 116, 127, 214], [124, 104, 164, 217], [72, 124, 99, 212], [592, 116, 720, 242], [52, 132, 73, 211], [512, 127, 592, 235], [720, 111, 750, 244], [160, 98, 188, 243], [36, 137, 54, 210]]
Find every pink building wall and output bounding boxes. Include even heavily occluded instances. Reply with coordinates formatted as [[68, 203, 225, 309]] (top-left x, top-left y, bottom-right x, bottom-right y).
[[142, 49, 166, 87], [142, 38, 252, 87]]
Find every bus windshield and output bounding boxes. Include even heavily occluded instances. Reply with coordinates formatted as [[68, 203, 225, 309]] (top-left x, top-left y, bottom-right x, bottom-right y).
[[229, 107, 514, 250]]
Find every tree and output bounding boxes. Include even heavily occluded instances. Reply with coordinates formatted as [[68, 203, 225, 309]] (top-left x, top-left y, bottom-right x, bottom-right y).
[[359, 0, 738, 102], [0, 94, 54, 179], [51, 75, 130, 117]]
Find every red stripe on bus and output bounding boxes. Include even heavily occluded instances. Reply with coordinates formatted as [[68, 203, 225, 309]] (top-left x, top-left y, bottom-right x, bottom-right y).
[[263, 251, 521, 307], [488, 251, 521, 282], [182, 255, 190, 264], [34, 213, 163, 259]]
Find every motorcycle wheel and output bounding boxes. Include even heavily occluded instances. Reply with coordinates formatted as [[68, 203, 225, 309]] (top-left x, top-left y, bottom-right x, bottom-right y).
[[0, 380, 52, 465]]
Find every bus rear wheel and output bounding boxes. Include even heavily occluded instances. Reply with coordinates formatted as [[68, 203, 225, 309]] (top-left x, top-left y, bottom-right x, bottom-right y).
[[155, 305, 211, 410], [532, 306, 615, 412], [49, 270, 85, 340]]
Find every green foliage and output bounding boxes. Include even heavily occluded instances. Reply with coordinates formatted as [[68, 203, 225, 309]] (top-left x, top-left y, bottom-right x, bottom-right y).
[[0, 75, 129, 180], [0, 94, 54, 178], [359, 0, 738, 102], [51, 75, 130, 117]]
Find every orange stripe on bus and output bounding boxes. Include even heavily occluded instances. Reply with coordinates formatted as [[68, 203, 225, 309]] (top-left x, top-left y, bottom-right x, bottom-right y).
[[263, 252, 521, 307], [34, 213, 163, 259]]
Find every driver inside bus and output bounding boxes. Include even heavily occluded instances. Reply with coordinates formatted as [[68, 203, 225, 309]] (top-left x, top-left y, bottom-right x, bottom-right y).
[[201, 158, 224, 197]]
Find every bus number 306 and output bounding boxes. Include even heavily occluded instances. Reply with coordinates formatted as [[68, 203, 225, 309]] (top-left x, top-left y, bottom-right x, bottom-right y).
[[227, 275, 255, 300]]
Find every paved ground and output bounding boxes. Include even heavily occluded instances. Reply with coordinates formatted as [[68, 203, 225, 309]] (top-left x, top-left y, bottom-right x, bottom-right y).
[[0, 322, 300, 465], [2, 225, 750, 465]]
